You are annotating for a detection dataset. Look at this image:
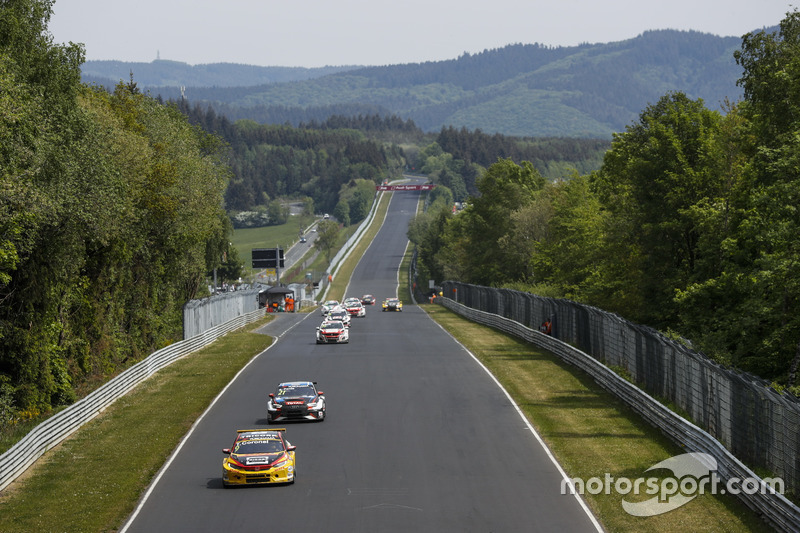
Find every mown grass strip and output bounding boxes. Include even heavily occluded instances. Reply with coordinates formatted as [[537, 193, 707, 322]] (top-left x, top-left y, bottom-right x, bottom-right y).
[[0, 318, 275, 533], [325, 191, 391, 303], [421, 304, 772, 533]]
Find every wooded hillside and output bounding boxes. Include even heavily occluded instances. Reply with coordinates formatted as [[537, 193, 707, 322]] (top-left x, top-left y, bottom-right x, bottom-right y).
[[0, 0, 234, 427], [86, 30, 752, 138], [409, 13, 800, 386]]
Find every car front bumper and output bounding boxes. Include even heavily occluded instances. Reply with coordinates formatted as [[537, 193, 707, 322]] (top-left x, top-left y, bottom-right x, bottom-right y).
[[222, 460, 295, 486]]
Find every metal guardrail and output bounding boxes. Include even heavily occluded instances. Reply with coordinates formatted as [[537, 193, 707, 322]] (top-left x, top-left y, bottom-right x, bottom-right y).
[[319, 191, 384, 301], [438, 297, 800, 532], [0, 307, 267, 493]]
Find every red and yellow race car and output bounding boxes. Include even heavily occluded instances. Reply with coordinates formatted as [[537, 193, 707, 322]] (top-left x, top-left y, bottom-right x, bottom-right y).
[[222, 428, 296, 487]]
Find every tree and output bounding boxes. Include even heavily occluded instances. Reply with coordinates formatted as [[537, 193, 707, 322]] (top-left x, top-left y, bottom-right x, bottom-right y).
[[268, 199, 289, 225], [454, 159, 545, 285], [674, 10, 800, 380], [591, 92, 723, 325], [0, 1, 232, 420], [333, 198, 350, 226], [314, 220, 340, 265]]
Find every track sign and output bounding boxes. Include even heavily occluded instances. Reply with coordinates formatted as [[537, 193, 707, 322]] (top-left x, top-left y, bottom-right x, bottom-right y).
[[252, 248, 284, 268]]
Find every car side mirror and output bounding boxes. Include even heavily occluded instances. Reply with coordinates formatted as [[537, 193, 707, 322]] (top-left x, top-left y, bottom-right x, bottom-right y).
[[269, 393, 275, 399], [222, 448, 231, 454], [318, 391, 324, 395], [286, 445, 296, 452]]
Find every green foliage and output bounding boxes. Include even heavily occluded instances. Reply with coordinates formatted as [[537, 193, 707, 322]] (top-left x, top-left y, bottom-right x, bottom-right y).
[[412, 10, 800, 382], [177, 103, 404, 214], [337, 178, 375, 224], [674, 10, 800, 380], [122, 32, 746, 138], [314, 220, 340, 264], [333, 198, 350, 226], [435, 159, 545, 285], [267, 199, 289, 225], [591, 91, 724, 325], [0, 1, 232, 426]]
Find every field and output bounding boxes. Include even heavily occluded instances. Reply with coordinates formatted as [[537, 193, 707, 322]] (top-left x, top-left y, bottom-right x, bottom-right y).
[[231, 214, 317, 277]]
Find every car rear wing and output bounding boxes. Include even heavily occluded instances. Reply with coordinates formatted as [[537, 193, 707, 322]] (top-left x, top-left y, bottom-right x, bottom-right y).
[[237, 428, 286, 433]]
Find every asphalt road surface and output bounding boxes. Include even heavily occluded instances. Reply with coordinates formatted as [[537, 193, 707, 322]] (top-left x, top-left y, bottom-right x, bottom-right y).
[[122, 190, 601, 532]]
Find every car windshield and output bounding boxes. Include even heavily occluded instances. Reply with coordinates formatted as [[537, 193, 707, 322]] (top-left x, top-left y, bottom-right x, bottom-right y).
[[322, 321, 343, 329], [233, 438, 284, 454], [276, 385, 315, 397]]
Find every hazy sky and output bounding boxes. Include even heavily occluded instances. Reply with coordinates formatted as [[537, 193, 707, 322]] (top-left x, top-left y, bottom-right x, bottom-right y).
[[49, 0, 795, 67]]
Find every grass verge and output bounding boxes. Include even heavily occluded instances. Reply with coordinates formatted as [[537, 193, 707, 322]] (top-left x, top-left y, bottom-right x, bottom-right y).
[[325, 192, 392, 303], [421, 303, 772, 533], [0, 317, 275, 533]]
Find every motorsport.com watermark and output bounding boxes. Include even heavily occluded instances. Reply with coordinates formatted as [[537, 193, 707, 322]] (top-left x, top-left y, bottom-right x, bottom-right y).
[[561, 452, 785, 517]]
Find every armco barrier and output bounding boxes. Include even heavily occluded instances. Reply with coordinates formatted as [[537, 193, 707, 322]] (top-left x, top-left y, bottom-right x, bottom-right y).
[[0, 307, 267, 493], [437, 296, 800, 532], [319, 190, 384, 301]]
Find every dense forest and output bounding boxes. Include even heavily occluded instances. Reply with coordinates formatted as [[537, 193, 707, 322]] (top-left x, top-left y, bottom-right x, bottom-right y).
[[409, 11, 800, 386], [89, 30, 748, 138], [0, 1, 237, 426], [174, 102, 408, 215]]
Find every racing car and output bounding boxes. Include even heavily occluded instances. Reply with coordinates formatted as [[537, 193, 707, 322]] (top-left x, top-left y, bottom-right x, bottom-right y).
[[267, 381, 326, 423], [316, 320, 349, 343], [360, 294, 376, 305], [320, 300, 339, 315], [345, 299, 366, 317], [222, 428, 296, 487], [327, 308, 351, 327], [382, 297, 403, 311]]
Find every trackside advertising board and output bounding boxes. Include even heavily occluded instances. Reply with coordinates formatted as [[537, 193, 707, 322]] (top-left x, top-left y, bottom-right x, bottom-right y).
[[376, 184, 436, 191]]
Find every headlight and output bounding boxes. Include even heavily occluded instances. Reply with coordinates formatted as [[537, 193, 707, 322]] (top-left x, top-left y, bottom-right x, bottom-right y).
[[273, 456, 289, 468]]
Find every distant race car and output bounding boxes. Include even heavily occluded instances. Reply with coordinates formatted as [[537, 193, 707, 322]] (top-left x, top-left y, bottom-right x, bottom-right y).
[[267, 381, 326, 423], [316, 320, 350, 343], [360, 294, 376, 305], [328, 309, 351, 327], [382, 297, 403, 312], [222, 428, 296, 487], [320, 300, 339, 315], [345, 300, 366, 317]]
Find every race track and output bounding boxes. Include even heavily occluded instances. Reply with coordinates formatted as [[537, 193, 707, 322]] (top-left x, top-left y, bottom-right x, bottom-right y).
[[122, 189, 600, 532]]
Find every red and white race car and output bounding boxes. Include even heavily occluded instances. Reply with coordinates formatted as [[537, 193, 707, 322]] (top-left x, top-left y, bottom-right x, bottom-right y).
[[316, 320, 349, 344], [344, 299, 366, 317]]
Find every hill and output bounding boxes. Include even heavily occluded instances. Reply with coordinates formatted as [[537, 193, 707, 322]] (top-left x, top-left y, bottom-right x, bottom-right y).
[[82, 29, 763, 138], [81, 59, 360, 87]]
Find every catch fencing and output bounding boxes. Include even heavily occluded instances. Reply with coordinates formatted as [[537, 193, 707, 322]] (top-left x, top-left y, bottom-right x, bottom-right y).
[[440, 281, 800, 532], [0, 307, 267, 493], [183, 286, 264, 339]]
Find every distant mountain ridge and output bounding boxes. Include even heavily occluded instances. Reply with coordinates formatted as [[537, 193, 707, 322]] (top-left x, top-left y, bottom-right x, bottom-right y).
[[82, 28, 775, 138], [81, 59, 360, 87]]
